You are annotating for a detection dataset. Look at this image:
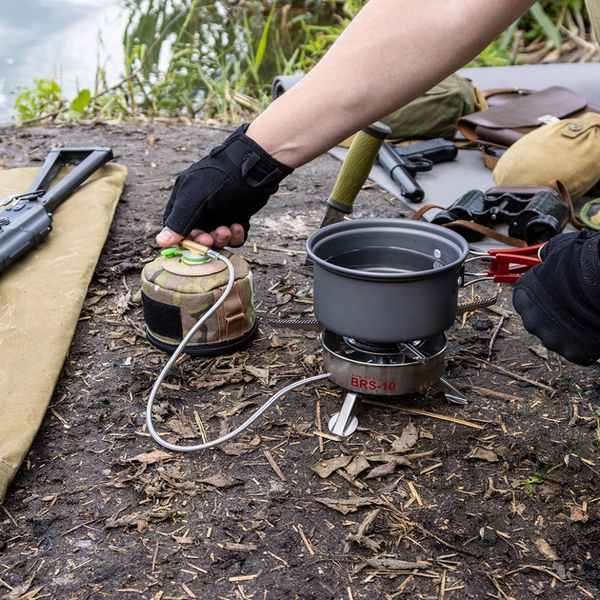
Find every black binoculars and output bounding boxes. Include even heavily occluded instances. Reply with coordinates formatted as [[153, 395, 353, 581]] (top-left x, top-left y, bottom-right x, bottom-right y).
[[432, 188, 570, 245]]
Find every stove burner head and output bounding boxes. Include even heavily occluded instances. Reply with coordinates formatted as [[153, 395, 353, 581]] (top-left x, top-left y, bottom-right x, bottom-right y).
[[343, 337, 410, 355]]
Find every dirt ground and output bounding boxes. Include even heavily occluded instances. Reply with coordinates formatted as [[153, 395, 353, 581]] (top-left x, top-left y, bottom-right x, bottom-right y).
[[0, 123, 599, 600]]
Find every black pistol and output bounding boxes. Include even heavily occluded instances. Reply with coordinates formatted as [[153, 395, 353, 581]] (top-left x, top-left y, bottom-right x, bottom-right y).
[[377, 143, 425, 202], [390, 138, 458, 169], [377, 138, 458, 203], [0, 147, 114, 274]]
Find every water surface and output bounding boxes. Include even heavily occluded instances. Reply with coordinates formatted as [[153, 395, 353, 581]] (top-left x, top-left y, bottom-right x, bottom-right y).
[[0, 0, 124, 121]]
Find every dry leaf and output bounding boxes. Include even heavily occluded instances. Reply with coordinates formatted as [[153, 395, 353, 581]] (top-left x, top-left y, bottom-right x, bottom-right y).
[[364, 453, 412, 467], [314, 496, 382, 515], [569, 505, 588, 522], [137, 519, 148, 533], [220, 435, 261, 456], [356, 558, 430, 573], [270, 334, 284, 348], [199, 472, 243, 489], [365, 461, 396, 479], [538, 481, 562, 500], [167, 414, 198, 438], [216, 400, 257, 419], [465, 446, 499, 462], [6, 576, 35, 600], [534, 538, 559, 561], [105, 509, 170, 529], [213, 541, 257, 552], [312, 455, 352, 478], [391, 420, 418, 453], [173, 535, 194, 544], [345, 456, 371, 479], [245, 366, 270, 385], [126, 450, 174, 464], [529, 344, 549, 359]]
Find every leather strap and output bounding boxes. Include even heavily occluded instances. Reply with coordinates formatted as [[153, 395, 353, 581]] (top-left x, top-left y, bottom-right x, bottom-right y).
[[548, 179, 586, 230], [482, 150, 499, 170], [482, 87, 534, 99]]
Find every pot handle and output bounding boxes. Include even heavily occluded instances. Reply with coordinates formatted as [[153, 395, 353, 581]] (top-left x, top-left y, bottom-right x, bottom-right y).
[[462, 244, 544, 286]]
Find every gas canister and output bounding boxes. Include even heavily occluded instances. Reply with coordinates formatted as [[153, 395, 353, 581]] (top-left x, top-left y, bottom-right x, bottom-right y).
[[141, 242, 257, 356]]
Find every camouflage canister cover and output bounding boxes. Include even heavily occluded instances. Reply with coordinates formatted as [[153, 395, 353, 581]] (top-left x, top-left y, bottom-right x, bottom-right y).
[[141, 249, 256, 353]]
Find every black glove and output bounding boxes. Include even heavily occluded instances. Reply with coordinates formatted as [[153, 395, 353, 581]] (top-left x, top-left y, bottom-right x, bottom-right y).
[[513, 229, 600, 366], [163, 124, 293, 241]]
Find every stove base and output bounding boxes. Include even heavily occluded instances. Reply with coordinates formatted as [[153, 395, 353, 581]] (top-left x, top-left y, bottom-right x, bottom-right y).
[[328, 378, 468, 437]]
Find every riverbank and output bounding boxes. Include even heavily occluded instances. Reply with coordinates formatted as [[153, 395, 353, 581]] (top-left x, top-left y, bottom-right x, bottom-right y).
[[0, 122, 598, 599]]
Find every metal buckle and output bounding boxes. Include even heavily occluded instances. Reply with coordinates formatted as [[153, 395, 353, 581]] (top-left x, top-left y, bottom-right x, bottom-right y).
[[537, 114, 560, 125]]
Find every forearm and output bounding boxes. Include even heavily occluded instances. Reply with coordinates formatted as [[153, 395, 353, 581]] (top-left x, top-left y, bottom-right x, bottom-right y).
[[248, 0, 535, 167]]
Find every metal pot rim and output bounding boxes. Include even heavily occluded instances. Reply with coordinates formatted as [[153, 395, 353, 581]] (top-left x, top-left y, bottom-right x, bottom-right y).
[[306, 218, 469, 282]]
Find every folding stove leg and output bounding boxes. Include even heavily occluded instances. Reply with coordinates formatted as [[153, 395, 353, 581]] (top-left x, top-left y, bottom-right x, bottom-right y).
[[434, 377, 468, 405], [328, 392, 360, 437]]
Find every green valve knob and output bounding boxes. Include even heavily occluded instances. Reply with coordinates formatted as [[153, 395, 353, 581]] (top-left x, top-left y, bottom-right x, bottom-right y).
[[161, 248, 185, 259]]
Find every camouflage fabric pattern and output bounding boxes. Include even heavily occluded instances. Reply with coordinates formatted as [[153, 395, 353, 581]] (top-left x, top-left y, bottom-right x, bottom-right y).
[[141, 249, 255, 348]]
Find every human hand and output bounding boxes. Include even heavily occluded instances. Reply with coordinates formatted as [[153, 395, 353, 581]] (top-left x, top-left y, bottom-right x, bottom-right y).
[[157, 224, 246, 249], [156, 124, 293, 249], [513, 230, 600, 366]]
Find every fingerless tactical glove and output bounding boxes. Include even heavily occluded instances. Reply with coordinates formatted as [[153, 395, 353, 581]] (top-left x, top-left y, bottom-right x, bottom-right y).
[[163, 124, 293, 241], [513, 229, 600, 366]]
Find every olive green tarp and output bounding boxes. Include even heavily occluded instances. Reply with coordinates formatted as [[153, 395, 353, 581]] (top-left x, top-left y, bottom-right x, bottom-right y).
[[0, 163, 128, 504]]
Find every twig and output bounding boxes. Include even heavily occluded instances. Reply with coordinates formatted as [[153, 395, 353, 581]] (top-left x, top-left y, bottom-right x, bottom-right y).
[[455, 384, 521, 403], [440, 569, 447, 600], [194, 410, 208, 445], [345, 509, 381, 551], [264, 450, 287, 481], [68, 558, 94, 572], [407, 482, 423, 507], [0, 577, 13, 590], [61, 519, 99, 537], [502, 564, 571, 582], [2, 505, 18, 527], [297, 524, 315, 555], [152, 541, 159, 574], [417, 524, 480, 558], [452, 355, 554, 392], [18, 9, 187, 125], [255, 245, 307, 256], [316, 400, 324, 453], [361, 400, 485, 430], [487, 315, 505, 361], [487, 574, 511, 599]]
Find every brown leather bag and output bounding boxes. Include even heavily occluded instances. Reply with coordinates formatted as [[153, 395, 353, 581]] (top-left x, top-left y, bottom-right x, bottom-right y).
[[457, 86, 600, 148]]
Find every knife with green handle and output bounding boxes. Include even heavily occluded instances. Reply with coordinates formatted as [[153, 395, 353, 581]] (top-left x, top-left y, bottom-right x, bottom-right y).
[[319, 121, 391, 228]]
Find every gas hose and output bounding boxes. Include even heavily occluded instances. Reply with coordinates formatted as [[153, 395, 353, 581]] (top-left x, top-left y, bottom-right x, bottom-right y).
[[146, 248, 330, 452]]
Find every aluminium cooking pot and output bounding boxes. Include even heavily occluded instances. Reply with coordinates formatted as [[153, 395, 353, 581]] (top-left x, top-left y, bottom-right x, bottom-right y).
[[306, 219, 470, 342]]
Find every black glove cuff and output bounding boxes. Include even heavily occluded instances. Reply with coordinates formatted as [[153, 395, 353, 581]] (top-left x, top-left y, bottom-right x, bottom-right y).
[[210, 124, 294, 187]]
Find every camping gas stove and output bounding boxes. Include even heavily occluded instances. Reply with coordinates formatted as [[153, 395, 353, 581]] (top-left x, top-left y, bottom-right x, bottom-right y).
[[269, 314, 481, 438], [320, 329, 467, 437]]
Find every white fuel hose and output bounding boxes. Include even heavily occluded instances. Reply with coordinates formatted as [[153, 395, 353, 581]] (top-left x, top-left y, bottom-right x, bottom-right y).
[[146, 249, 330, 452]]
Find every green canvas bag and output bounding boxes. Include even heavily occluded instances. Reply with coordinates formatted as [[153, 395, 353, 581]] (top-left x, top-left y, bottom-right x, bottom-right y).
[[381, 73, 482, 142]]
